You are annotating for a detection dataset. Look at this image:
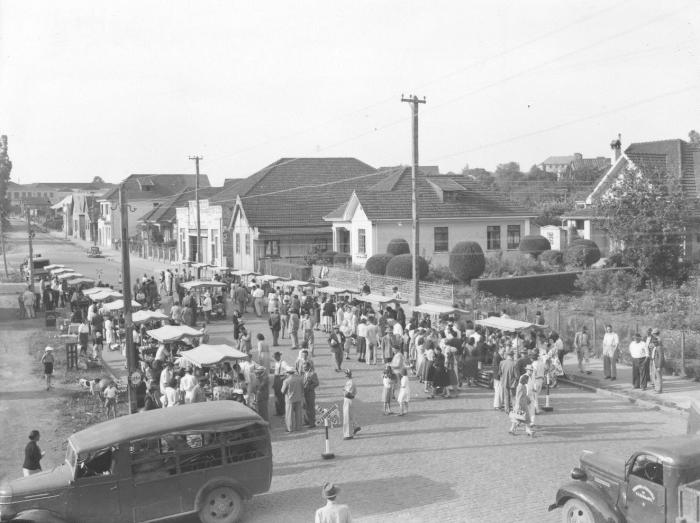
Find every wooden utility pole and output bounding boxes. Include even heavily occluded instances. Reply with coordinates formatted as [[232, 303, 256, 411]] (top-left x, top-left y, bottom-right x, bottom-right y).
[[118, 184, 135, 413], [0, 210, 8, 278], [25, 203, 34, 291], [189, 156, 203, 264], [401, 94, 426, 307]]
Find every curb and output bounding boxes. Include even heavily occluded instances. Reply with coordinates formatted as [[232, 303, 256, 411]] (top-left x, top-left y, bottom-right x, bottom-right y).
[[560, 376, 687, 417]]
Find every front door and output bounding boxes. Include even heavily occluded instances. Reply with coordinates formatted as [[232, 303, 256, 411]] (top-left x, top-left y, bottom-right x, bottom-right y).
[[625, 454, 666, 523]]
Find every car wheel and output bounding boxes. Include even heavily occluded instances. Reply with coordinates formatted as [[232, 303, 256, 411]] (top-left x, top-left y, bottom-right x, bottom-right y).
[[561, 498, 596, 523], [198, 485, 244, 523]]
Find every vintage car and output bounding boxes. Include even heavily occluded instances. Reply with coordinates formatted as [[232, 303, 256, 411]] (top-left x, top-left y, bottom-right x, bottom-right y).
[[549, 436, 700, 523]]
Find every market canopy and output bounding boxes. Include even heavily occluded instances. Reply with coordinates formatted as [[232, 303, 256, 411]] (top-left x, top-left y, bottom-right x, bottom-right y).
[[231, 269, 260, 277], [475, 316, 535, 332], [413, 303, 463, 316], [180, 280, 226, 291], [57, 272, 83, 280], [82, 287, 106, 296], [177, 344, 247, 367], [317, 285, 358, 295], [280, 279, 313, 288], [103, 299, 142, 311], [67, 278, 95, 286], [356, 294, 407, 305], [88, 289, 123, 301], [132, 310, 169, 324], [51, 268, 75, 276], [44, 264, 64, 270], [257, 274, 281, 283], [146, 325, 204, 343]]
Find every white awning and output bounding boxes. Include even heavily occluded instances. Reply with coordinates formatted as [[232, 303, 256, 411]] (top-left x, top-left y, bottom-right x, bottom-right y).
[[475, 317, 534, 332], [50, 194, 73, 210], [177, 344, 247, 367], [146, 325, 204, 342], [132, 310, 169, 324], [413, 303, 463, 316], [356, 293, 408, 305]]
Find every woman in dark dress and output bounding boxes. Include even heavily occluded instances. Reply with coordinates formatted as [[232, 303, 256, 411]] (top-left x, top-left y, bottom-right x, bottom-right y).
[[462, 338, 479, 387], [23, 430, 44, 476], [430, 346, 450, 399]]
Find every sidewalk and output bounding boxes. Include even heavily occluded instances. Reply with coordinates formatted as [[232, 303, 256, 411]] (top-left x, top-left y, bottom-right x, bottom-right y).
[[561, 352, 700, 414]]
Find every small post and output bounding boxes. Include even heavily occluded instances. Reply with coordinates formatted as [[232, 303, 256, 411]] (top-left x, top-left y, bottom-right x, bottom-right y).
[[681, 330, 686, 378], [542, 373, 554, 412], [321, 417, 335, 460]]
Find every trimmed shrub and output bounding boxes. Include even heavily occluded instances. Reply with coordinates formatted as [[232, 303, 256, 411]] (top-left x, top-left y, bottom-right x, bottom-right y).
[[385, 253, 429, 280], [386, 238, 410, 256], [365, 253, 394, 275], [540, 249, 563, 267], [564, 239, 601, 268], [449, 241, 485, 282], [518, 235, 551, 258]]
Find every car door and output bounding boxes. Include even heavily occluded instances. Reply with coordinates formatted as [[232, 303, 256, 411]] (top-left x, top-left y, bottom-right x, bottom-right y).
[[625, 454, 666, 523], [69, 447, 121, 523]]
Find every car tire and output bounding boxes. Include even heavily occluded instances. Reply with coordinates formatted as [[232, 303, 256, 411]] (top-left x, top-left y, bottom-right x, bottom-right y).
[[198, 485, 244, 523], [561, 498, 597, 523]]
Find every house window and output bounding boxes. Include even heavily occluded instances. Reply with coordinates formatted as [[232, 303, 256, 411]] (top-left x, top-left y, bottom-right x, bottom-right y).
[[507, 225, 521, 250], [575, 219, 584, 230], [357, 229, 366, 255], [486, 226, 501, 250], [434, 227, 449, 252], [245, 233, 250, 255], [264, 240, 279, 257], [235, 233, 240, 254]]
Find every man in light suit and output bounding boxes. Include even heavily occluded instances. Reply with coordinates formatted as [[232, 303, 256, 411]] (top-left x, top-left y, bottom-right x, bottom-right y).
[[315, 483, 351, 523]]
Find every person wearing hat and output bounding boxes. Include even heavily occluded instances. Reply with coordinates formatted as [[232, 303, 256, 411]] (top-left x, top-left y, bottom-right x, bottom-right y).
[[602, 324, 620, 381], [40, 347, 55, 390], [180, 367, 197, 404], [574, 325, 592, 375], [315, 482, 351, 523], [328, 326, 346, 372], [648, 328, 664, 393], [280, 367, 304, 432], [629, 332, 649, 389], [500, 349, 517, 414], [342, 370, 360, 439], [254, 365, 270, 421], [268, 307, 281, 346]]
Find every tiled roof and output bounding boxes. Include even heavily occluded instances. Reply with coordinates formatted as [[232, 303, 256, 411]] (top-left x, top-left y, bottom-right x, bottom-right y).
[[212, 157, 376, 205], [348, 168, 534, 221], [139, 187, 221, 224], [571, 157, 611, 171], [101, 174, 211, 201]]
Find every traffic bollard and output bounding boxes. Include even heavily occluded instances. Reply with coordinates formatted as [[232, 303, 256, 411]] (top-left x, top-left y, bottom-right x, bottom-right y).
[[321, 418, 335, 460], [542, 374, 554, 412]]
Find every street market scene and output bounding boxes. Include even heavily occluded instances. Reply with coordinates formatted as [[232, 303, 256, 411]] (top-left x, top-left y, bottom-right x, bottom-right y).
[[1, 2, 700, 523]]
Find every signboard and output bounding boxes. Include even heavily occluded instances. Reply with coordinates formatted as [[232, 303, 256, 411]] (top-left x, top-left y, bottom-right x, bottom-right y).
[[315, 404, 340, 427]]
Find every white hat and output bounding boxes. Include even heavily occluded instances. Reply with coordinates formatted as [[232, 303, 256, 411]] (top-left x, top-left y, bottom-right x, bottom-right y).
[[44, 346, 54, 351]]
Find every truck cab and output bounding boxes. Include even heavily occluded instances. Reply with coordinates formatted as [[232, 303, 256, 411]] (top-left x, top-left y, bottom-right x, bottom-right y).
[[549, 436, 700, 523]]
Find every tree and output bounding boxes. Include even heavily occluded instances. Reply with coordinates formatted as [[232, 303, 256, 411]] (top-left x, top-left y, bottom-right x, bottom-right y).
[[494, 162, 522, 179], [690, 129, 700, 144], [462, 166, 494, 188], [449, 241, 485, 281], [596, 165, 690, 284], [0, 135, 11, 278], [92, 176, 105, 184]]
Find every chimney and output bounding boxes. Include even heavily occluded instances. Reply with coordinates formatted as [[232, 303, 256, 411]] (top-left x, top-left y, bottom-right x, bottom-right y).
[[610, 133, 622, 161]]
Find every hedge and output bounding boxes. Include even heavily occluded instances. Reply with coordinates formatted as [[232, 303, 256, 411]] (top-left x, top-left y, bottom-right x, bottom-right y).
[[564, 239, 601, 268], [385, 253, 429, 280], [365, 253, 394, 275], [449, 241, 485, 281], [472, 271, 582, 298], [518, 235, 551, 258], [386, 238, 410, 256], [540, 249, 563, 266]]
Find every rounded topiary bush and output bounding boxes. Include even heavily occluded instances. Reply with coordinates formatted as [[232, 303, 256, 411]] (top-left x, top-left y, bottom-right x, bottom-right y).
[[449, 241, 485, 282], [540, 249, 563, 266], [385, 253, 429, 280], [365, 253, 394, 275], [564, 239, 601, 268], [386, 238, 410, 256], [518, 235, 551, 258]]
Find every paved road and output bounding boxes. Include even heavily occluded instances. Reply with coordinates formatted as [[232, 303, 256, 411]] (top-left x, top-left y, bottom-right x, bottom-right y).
[[1, 225, 690, 522]]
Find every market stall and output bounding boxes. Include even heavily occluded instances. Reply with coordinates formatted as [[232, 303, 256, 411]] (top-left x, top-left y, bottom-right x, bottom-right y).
[[475, 316, 535, 333], [177, 344, 247, 368], [57, 272, 83, 281], [50, 267, 74, 276], [316, 285, 358, 296], [132, 310, 169, 324], [44, 264, 64, 270], [180, 280, 226, 291], [87, 289, 123, 301], [103, 299, 143, 312], [146, 325, 204, 343]]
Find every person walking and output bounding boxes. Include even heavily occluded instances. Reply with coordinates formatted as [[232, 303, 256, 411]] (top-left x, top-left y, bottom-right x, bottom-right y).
[[302, 312, 316, 357], [281, 368, 303, 432], [268, 308, 281, 346], [40, 346, 55, 390], [500, 350, 518, 413], [328, 326, 346, 372], [381, 365, 395, 415], [252, 285, 265, 317], [602, 324, 620, 380], [289, 306, 300, 350], [342, 370, 360, 439], [648, 328, 664, 394], [271, 352, 288, 416], [508, 374, 534, 437], [315, 483, 352, 523], [256, 333, 271, 370], [574, 325, 592, 374], [104, 381, 118, 418], [22, 430, 45, 477], [254, 366, 270, 422], [492, 346, 504, 410], [629, 332, 649, 390], [23, 286, 36, 319], [302, 362, 319, 427], [397, 367, 410, 416]]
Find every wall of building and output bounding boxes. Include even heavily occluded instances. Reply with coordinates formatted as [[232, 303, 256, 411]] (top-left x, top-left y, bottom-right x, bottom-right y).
[[347, 205, 374, 266], [175, 199, 224, 266]]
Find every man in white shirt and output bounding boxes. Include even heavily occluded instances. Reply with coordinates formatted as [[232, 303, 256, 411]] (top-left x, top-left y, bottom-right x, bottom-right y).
[[315, 483, 351, 523], [252, 286, 265, 317], [271, 352, 289, 416], [180, 367, 197, 403], [602, 324, 620, 381], [628, 332, 649, 390], [356, 319, 368, 363], [201, 292, 212, 322]]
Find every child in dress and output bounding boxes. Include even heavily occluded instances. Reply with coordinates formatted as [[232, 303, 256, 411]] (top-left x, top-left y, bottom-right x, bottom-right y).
[[397, 368, 410, 416], [382, 366, 395, 415]]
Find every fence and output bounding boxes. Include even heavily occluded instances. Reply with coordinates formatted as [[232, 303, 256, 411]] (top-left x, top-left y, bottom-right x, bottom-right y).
[[312, 265, 455, 306], [473, 295, 700, 378], [129, 243, 177, 264]]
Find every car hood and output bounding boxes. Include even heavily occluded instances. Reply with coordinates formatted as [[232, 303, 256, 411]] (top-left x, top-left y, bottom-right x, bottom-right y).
[[580, 451, 626, 482], [1, 464, 72, 499]]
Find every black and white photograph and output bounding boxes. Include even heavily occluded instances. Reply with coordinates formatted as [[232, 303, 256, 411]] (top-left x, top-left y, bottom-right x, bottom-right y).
[[0, 1, 699, 522]]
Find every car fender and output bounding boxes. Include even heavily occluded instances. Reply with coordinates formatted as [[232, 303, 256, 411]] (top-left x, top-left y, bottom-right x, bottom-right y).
[[9, 509, 68, 523], [194, 476, 252, 509], [550, 481, 624, 523]]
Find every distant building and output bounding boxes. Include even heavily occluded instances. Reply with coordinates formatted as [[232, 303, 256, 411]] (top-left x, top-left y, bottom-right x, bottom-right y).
[[540, 152, 610, 180]]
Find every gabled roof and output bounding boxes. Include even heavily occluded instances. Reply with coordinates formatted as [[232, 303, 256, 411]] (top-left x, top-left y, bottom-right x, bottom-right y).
[[101, 174, 211, 201], [139, 187, 221, 225], [218, 158, 378, 228], [326, 168, 534, 222]]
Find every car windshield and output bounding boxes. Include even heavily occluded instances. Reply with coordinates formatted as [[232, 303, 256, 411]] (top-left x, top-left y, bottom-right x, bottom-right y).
[[66, 442, 77, 471]]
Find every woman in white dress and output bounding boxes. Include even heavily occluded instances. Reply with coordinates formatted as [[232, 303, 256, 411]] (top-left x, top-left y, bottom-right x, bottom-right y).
[[342, 370, 360, 439]]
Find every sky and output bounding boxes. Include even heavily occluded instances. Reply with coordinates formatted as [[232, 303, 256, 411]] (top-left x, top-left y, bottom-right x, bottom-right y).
[[1, 0, 698, 186]]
